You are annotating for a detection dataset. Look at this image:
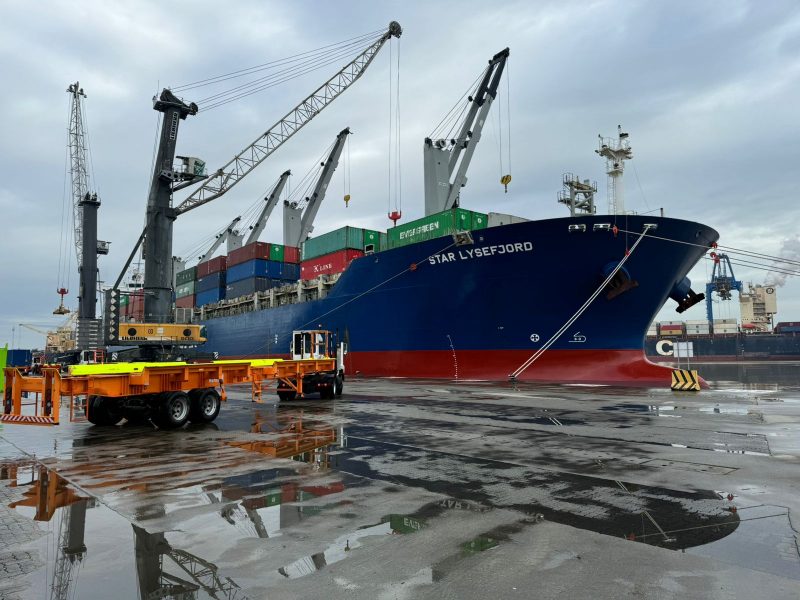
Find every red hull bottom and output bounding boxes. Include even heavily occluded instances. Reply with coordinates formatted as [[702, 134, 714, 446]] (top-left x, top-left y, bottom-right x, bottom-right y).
[[345, 349, 686, 387]]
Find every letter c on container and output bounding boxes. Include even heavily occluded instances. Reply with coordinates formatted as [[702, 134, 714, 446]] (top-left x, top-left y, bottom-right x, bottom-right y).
[[656, 339, 674, 356]]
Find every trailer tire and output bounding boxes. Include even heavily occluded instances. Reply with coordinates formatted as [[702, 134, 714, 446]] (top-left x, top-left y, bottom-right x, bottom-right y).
[[87, 396, 123, 426], [278, 390, 297, 402], [158, 392, 191, 428], [189, 389, 221, 423], [334, 375, 343, 397]]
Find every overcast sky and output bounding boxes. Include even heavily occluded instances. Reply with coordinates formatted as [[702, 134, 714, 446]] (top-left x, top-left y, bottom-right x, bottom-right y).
[[2, 0, 799, 348]]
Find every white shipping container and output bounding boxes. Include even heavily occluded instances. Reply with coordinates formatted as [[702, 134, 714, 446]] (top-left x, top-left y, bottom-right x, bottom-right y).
[[714, 319, 738, 325], [487, 212, 530, 227], [686, 320, 710, 326], [661, 321, 683, 326]]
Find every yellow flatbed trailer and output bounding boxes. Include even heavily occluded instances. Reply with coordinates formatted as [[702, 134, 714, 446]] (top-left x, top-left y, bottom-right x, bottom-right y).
[[2, 356, 339, 427]]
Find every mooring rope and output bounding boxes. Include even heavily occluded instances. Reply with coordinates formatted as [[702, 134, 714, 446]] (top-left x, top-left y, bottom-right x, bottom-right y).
[[508, 227, 651, 380]]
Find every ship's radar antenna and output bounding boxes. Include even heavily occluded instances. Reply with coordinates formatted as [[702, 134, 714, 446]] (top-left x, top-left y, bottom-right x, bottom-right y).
[[596, 125, 633, 215]]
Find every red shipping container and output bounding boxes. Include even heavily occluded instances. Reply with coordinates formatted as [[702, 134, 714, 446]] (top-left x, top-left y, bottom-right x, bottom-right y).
[[197, 256, 227, 277], [176, 295, 195, 308], [227, 242, 270, 267], [123, 291, 144, 320], [300, 249, 363, 280], [284, 245, 300, 264]]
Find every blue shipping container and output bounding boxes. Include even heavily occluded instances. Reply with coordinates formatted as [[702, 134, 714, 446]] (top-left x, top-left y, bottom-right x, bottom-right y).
[[7, 349, 33, 367], [196, 287, 224, 306], [227, 259, 296, 283], [196, 272, 226, 293], [226, 277, 281, 298]]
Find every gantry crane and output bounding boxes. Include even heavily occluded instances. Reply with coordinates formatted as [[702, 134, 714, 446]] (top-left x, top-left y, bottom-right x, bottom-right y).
[[423, 48, 509, 216], [283, 128, 351, 248], [706, 252, 743, 324], [108, 22, 401, 353]]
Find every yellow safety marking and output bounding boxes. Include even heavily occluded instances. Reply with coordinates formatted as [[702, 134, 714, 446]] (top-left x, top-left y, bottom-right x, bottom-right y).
[[671, 369, 700, 391], [69, 358, 284, 376]]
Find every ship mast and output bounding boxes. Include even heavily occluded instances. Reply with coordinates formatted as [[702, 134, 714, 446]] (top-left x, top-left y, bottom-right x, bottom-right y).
[[596, 125, 632, 215]]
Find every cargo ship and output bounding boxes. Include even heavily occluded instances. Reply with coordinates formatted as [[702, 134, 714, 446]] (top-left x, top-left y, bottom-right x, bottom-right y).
[[161, 54, 719, 385]]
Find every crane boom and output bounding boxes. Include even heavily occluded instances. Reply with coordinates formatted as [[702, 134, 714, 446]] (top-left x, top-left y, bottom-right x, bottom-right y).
[[423, 48, 509, 215], [67, 83, 90, 265], [198, 217, 242, 263], [284, 128, 351, 248], [245, 170, 291, 245], [174, 21, 401, 216]]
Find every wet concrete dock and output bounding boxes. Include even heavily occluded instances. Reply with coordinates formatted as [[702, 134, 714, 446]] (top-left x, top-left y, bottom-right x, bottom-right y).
[[2, 373, 799, 599]]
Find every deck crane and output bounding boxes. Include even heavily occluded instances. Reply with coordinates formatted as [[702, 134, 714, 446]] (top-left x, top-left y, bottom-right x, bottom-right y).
[[245, 170, 291, 245], [283, 128, 351, 248], [197, 217, 244, 263], [706, 252, 743, 326], [423, 48, 509, 216], [108, 21, 401, 349]]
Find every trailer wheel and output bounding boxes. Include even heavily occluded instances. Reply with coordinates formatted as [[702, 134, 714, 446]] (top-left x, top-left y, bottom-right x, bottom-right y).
[[189, 389, 221, 423], [158, 392, 191, 428], [334, 375, 343, 397], [278, 390, 297, 402], [87, 396, 123, 426]]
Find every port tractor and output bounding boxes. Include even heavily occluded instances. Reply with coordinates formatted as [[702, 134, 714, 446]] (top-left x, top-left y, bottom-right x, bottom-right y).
[[2, 329, 346, 429], [278, 330, 347, 401]]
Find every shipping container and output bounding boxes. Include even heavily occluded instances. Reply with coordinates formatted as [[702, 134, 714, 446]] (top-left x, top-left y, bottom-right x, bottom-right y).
[[471, 212, 488, 230], [685, 320, 710, 326], [226, 277, 281, 298], [227, 242, 270, 267], [269, 243, 285, 262], [176, 281, 195, 298], [300, 249, 364, 280], [774, 322, 800, 334], [176, 295, 195, 309], [196, 287, 224, 306], [197, 256, 227, 277], [122, 291, 144, 320], [176, 267, 197, 285], [302, 226, 364, 260], [284, 245, 300, 264], [486, 212, 530, 227], [379, 232, 388, 251], [196, 271, 226, 293], [7, 349, 33, 367], [387, 208, 486, 249], [713, 318, 737, 325], [226, 259, 297, 283], [363, 229, 382, 253]]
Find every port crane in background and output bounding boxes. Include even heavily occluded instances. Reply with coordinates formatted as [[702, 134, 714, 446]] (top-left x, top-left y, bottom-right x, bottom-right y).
[[423, 48, 509, 216], [283, 128, 351, 248], [108, 21, 401, 353], [64, 83, 110, 349], [706, 252, 743, 326], [246, 170, 291, 245]]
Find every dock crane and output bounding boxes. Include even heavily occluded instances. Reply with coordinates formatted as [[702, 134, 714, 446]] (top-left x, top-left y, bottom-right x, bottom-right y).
[[197, 217, 244, 263], [423, 48, 509, 216], [246, 170, 291, 245], [108, 22, 401, 353], [283, 128, 351, 248], [706, 252, 743, 325]]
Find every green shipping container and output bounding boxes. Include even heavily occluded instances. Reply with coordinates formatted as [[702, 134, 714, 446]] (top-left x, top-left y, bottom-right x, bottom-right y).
[[379, 232, 388, 251], [120, 294, 129, 307], [471, 211, 488, 230], [387, 208, 484, 249], [176, 267, 197, 285], [362, 229, 382, 252], [269, 243, 285, 262], [176, 281, 195, 298], [302, 226, 365, 260]]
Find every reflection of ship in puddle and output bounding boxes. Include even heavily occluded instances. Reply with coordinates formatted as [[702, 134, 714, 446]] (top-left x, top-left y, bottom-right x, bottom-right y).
[[216, 412, 345, 539]]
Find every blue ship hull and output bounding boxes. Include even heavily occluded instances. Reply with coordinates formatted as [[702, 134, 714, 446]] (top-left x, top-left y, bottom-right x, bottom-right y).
[[200, 215, 718, 384]]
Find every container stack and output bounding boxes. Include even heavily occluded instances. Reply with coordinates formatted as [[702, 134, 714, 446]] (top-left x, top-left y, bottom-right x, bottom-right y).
[[225, 241, 301, 299], [386, 208, 487, 249], [658, 321, 684, 336], [713, 318, 739, 334], [300, 226, 381, 281], [685, 319, 710, 336], [175, 266, 197, 309], [196, 256, 227, 306]]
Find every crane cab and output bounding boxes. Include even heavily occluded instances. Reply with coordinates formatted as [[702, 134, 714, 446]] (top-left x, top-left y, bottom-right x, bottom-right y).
[[291, 330, 331, 360]]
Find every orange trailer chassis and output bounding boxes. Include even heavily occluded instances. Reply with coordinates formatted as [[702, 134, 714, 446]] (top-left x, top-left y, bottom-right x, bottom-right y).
[[2, 358, 336, 426]]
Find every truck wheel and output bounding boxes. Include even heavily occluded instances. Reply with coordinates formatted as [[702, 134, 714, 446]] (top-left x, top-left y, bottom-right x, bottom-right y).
[[189, 389, 221, 423], [334, 375, 343, 397], [158, 392, 191, 428], [87, 396, 123, 426]]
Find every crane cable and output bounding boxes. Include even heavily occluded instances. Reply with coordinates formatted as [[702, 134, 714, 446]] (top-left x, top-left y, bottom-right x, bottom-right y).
[[509, 228, 650, 380], [56, 97, 73, 293]]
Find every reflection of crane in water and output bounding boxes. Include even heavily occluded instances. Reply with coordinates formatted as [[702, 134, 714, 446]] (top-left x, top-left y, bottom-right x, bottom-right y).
[[3, 464, 90, 600]]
